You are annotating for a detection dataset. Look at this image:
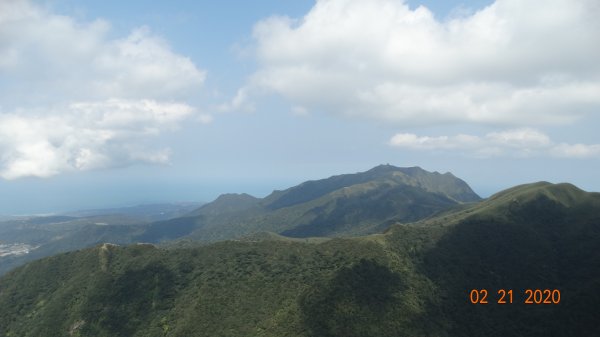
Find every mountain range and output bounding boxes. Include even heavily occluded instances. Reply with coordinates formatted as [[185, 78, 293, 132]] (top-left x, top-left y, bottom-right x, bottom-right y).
[[0, 166, 598, 336], [145, 164, 480, 242], [0, 165, 477, 276]]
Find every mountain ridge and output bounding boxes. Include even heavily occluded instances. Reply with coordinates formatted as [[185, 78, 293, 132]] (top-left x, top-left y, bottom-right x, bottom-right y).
[[1, 181, 598, 336], [168, 164, 481, 241], [260, 164, 480, 211]]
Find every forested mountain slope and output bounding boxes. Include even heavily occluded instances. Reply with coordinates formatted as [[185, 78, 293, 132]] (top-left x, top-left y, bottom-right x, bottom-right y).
[[1, 182, 597, 336]]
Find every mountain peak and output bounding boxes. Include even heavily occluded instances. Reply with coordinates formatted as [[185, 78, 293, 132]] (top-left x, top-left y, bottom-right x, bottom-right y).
[[262, 165, 480, 210], [367, 164, 424, 175], [214, 193, 257, 202], [426, 181, 600, 228], [488, 181, 593, 208]]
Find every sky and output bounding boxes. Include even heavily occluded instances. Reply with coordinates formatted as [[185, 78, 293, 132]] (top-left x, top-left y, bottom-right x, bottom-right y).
[[0, 0, 599, 214]]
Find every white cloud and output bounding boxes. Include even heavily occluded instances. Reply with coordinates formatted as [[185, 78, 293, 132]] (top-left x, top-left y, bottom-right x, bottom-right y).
[[550, 143, 600, 158], [0, 0, 208, 179], [217, 87, 255, 112], [485, 129, 551, 148], [389, 133, 480, 150], [0, 1, 205, 104], [0, 99, 193, 179], [245, 0, 600, 126], [390, 128, 600, 158]]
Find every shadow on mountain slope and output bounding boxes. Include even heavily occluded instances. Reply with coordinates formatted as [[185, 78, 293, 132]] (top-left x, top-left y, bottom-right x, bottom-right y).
[[299, 259, 408, 337], [417, 189, 600, 336]]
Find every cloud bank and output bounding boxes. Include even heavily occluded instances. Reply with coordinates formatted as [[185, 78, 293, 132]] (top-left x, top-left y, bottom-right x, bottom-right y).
[[0, 100, 197, 179], [247, 0, 600, 126], [0, 0, 207, 179], [390, 128, 600, 158]]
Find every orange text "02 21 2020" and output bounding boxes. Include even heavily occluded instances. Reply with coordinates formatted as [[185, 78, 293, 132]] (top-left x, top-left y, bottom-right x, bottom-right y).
[[469, 289, 561, 304]]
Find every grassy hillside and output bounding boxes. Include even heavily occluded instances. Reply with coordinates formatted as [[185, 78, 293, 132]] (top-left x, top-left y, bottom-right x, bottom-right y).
[[261, 164, 480, 209], [0, 182, 598, 336]]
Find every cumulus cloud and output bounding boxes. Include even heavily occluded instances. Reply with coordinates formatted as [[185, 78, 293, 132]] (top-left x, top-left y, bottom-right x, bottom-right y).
[[0, 99, 194, 179], [390, 128, 600, 158], [245, 0, 600, 126], [0, 1, 205, 104], [0, 0, 207, 179]]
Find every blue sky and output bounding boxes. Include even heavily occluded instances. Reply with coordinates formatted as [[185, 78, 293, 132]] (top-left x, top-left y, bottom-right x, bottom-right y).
[[1, 0, 599, 214]]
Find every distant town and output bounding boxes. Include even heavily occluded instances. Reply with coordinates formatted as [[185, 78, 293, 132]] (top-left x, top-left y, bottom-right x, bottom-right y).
[[0, 243, 36, 257]]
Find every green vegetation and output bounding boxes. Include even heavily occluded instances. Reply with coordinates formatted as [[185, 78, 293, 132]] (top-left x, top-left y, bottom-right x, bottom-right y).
[[153, 164, 481, 242], [1, 182, 598, 336], [0, 165, 478, 276]]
